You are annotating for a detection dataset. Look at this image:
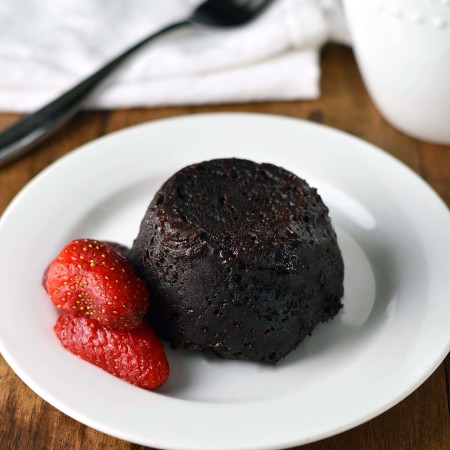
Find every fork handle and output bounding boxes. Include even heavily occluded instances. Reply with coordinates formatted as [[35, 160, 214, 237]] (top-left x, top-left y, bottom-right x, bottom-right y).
[[0, 20, 189, 168]]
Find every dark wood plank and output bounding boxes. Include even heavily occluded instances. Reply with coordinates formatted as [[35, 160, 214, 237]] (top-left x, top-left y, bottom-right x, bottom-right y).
[[417, 141, 450, 206], [446, 355, 450, 415]]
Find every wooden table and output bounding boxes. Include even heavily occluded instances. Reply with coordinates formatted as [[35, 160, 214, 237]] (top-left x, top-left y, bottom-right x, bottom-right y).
[[0, 44, 449, 450]]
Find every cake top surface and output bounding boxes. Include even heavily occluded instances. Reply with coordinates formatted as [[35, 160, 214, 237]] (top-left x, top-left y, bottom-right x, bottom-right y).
[[149, 158, 318, 260]]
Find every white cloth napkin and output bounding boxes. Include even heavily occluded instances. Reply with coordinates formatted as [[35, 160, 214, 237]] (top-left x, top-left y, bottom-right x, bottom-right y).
[[0, 0, 350, 112]]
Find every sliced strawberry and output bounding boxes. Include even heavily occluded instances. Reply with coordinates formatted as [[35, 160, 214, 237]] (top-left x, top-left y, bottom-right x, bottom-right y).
[[104, 241, 129, 259], [45, 239, 148, 330], [54, 313, 169, 390]]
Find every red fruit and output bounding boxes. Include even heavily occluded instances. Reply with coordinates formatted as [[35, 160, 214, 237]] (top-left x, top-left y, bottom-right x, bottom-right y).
[[103, 241, 129, 259], [54, 313, 169, 390], [45, 239, 148, 330]]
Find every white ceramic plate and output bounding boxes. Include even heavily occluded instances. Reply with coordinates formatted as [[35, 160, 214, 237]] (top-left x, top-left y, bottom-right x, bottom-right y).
[[0, 113, 449, 450]]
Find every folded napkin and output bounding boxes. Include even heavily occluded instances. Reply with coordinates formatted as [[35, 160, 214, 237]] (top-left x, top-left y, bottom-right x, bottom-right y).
[[0, 0, 350, 112]]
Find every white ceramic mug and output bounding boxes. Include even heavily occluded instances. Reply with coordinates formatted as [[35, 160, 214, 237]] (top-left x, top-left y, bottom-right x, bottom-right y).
[[342, 0, 450, 144]]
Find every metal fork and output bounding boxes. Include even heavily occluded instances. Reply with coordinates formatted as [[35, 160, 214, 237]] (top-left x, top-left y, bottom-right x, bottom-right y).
[[0, 0, 274, 167]]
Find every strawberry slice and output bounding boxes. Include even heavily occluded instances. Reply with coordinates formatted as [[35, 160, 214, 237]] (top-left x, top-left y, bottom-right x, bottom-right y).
[[45, 239, 148, 330], [54, 313, 169, 390]]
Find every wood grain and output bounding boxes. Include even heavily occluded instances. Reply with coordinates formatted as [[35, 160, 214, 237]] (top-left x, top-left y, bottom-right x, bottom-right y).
[[0, 44, 448, 450]]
